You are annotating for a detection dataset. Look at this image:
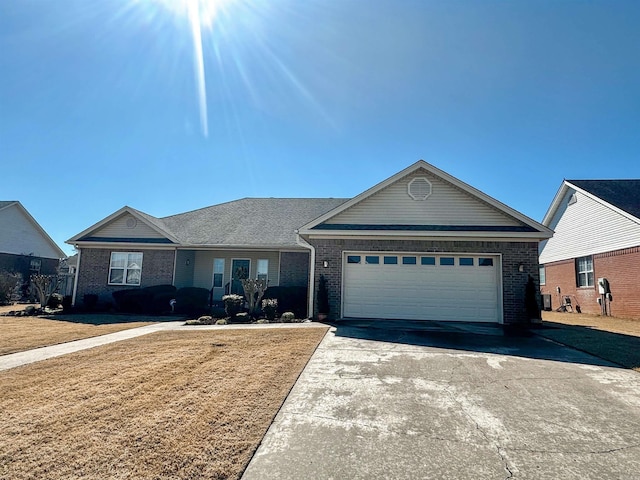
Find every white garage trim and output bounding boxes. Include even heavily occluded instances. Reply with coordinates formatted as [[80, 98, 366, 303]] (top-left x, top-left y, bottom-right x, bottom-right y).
[[341, 251, 503, 323]]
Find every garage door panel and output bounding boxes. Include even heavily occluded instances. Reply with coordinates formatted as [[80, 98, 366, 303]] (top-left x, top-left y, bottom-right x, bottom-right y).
[[343, 253, 500, 323]]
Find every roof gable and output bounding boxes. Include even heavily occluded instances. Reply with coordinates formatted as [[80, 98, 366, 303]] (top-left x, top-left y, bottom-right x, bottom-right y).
[[0, 201, 66, 258], [540, 180, 640, 263], [68, 207, 178, 245], [300, 161, 551, 238]]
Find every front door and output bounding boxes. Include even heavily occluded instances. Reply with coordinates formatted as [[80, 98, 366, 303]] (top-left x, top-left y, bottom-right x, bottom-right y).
[[231, 259, 250, 295]]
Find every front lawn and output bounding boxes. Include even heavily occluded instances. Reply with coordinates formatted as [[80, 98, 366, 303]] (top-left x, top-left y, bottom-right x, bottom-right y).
[[540, 311, 640, 372], [0, 328, 327, 480], [0, 315, 155, 355]]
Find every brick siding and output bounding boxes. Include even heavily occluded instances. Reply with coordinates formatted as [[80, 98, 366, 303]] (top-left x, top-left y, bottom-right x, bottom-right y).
[[309, 238, 540, 325], [75, 248, 175, 306], [279, 251, 310, 287], [541, 246, 640, 319]]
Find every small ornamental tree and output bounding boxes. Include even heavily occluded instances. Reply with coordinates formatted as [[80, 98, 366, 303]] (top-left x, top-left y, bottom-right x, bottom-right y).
[[241, 278, 268, 319], [317, 274, 329, 316], [30, 274, 62, 308]]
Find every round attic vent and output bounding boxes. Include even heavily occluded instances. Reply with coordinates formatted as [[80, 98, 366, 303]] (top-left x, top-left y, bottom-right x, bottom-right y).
[[408, 177, 432, 201], [126, 217, 137, 229]]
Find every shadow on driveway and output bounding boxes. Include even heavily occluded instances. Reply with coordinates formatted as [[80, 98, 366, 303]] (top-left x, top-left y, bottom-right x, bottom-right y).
[[327, 318, 634, 370]]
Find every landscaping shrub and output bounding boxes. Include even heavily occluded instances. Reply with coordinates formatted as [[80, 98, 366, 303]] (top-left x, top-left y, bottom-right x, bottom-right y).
[[0, 271, 21, 305], [62, 295, 73, 313], [47, 293, 63, 309], [112, 285, 178, 314], [223, 294, 244, 319], [210, 306, 227, 319], [233, 312, 251, 324], [281, 312, 296, 323], [262, 298, 278, 321], [215, 318, 228, 325], [83, 294, 98, 311], [174, 287, 209, 316], [263, 286, 307, 319]]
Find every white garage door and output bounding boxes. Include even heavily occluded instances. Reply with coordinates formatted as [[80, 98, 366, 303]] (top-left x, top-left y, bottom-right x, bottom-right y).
[[343, 253, 500, 323]]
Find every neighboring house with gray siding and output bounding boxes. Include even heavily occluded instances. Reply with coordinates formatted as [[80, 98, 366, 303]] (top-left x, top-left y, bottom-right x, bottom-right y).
[[0, 201, 65, 282], [68, 161, 552, 324]]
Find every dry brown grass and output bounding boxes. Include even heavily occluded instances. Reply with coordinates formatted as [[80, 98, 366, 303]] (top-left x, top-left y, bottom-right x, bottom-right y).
[[540, 311, 640, 372], [541, 310, 640, 336], [0, 316, 154, 356], [0, 328, 327, 480]]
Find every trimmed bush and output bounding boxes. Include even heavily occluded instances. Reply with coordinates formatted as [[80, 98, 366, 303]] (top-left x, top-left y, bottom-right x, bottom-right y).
[[113, 285, 178, 314], [223, 294, 244, 318], [281, 312, 296, 323], [174, 287, 209, 316], [233, 312, 251, 324], [215, 318, 228, 325], [263, 286, 307, 319], [83, 294, 98, 311], [262, 298, 278, 321], [0, 271, 21, 305]]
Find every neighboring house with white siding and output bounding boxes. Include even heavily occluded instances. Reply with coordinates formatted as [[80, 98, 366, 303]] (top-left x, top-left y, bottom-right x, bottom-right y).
[[0, 201, 66, 282], [539, 180, 640, 319], [68, 161, 552, 325]]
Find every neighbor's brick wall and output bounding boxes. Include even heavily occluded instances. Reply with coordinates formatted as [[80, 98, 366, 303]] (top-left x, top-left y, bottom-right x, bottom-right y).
[[542, 246, 640, 319], [279, 251, 310, 287], [309, 238, 540, 325], [75, 248, 175, 305]]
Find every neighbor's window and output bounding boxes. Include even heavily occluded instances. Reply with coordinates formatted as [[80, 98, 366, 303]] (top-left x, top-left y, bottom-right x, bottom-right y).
[[29, 259, 41, 274], [257, 259, 269, 282], [576, 256, 594, 287], [213, 258, 225, 288], [539, 265, 546, 285], [109, 252, 143, 285]]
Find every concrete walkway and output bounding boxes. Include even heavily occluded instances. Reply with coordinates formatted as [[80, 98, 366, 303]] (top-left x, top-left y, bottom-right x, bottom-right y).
[[242, 321, 640, 480], [0, 321, 325, 372]]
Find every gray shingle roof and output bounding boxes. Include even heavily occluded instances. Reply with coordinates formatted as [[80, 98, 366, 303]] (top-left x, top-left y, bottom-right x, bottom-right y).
[[160, 198, 349, 247], [0, 201, 17, 209], [569, 180, 640, 220]]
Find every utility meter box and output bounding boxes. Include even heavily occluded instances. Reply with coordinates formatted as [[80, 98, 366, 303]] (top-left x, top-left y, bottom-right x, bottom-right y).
[[598, 278, 610, 295]]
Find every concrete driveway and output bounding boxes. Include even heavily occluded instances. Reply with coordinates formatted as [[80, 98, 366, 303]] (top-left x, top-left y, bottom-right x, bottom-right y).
[[242, 320, 640, 480]]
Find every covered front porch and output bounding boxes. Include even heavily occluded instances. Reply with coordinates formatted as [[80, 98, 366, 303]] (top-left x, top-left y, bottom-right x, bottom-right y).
[[173, 249, 310, 302]]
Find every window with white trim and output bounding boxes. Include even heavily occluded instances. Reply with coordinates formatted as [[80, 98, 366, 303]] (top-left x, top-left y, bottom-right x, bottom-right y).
[[576, 256, 593, 287], [213, 258, 225, 288], [109, 252, 143, 285], [539, 265, 546, 285], [29, 259, 41, 274], [257, 259, 269, 282]]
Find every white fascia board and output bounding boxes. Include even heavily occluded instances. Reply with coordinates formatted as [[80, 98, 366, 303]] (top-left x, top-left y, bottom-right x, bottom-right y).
[[302, 231, 551, 242], [299, 160, 552, 236], [66, 206, 179, 244], [14, 202, 67, 258], [541, 181, 569, 227], [72, 241, 178, 250]]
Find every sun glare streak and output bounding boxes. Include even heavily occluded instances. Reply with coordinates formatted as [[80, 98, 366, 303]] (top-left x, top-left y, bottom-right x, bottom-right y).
[[187, 0, 209, 137]]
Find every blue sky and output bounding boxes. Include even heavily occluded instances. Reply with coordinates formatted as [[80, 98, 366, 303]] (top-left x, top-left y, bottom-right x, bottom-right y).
[[2, 0, 639, 256]]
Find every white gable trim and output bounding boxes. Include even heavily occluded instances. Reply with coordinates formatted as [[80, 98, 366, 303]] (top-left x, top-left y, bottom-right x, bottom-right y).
[[542, 181, 640, 227], [298, 160, 552, 237], [66, 206, 179, 245]]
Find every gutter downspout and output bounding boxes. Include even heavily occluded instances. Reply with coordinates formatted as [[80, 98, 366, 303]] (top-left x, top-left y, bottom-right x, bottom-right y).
[[71, 247, 81, 306], [295, 231, 315, 320]]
